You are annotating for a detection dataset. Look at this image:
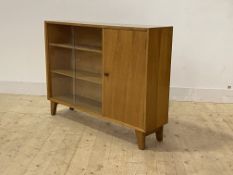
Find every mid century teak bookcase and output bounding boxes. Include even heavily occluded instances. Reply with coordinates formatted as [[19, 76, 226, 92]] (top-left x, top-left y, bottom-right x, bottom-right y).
[[45, 21, 173, 149]]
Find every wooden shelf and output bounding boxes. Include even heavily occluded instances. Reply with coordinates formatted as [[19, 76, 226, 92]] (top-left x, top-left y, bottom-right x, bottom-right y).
[[49, 43, 102, 53], [75, 45, 102, 53], [51, 69, 73, 78], [76, 70, 102, 84], [49, 43, 73, 49], [51, 69, 102, 84]]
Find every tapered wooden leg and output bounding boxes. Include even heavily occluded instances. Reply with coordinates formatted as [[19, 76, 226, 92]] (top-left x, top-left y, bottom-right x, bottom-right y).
[[50, 101, 57, 116], [69, 107, 74, 111], [155, 126, 163, 142], [135, 130, 145, 150]]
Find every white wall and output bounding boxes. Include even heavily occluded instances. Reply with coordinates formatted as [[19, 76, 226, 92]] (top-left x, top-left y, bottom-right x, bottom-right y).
[[0, 0, 233, 102]]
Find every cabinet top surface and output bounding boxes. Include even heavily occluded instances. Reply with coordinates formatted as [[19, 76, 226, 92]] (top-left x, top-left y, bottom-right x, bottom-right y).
[[45, 20, 173, 30]]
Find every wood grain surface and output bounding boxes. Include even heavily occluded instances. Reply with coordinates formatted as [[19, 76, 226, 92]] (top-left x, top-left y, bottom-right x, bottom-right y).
[[103, 29, 147, 129]]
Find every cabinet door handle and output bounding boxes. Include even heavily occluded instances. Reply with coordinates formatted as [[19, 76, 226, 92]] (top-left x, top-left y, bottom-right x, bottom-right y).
[[104, 73, 109, 77]]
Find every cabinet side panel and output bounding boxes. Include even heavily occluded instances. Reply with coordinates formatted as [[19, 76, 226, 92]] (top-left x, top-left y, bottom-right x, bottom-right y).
[[44, 22, 51, 98], [146, 28, 173, 132]]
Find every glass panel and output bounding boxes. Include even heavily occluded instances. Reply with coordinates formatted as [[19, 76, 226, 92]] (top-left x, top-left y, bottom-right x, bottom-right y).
[[48, 24, 75, 104], [75, 27, 102, 51], [47, 24, 102, 112], [75, 80, 102, 113], [51, 74, 74, 104], [76, 51, 102, 74], [47, 24, 73, 45], [74, 27, 102, 113]]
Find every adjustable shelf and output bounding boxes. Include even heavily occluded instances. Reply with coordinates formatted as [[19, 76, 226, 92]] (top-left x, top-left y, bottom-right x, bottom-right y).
[[51, 69, 73, 77], [49, 43, 102, 53], [49, 43, 73, 49], [76, 45, 102, 53], [51, 69, 102, 84]]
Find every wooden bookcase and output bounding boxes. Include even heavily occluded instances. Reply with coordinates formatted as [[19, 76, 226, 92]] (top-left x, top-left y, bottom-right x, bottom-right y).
[[45, 21, 173, 149]]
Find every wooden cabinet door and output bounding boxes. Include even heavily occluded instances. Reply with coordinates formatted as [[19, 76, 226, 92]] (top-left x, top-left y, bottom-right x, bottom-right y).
[[103, 29, 147, 129]]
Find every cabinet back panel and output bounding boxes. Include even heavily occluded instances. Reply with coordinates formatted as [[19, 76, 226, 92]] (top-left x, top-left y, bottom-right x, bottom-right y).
[[76, 50, 102, 74], [103, 29, 147, 129], [47, 24, 73, 44], [50, 47, 73, 71], [75, 27, 102, 48], [75, 80, 102, 102]]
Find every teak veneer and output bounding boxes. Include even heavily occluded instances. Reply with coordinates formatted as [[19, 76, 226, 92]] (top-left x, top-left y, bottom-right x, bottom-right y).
[[45, 21, 173, 150]]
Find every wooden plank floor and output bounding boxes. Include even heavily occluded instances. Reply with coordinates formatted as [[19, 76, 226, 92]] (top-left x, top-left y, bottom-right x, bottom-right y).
[[0, 94, 233, 175]]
